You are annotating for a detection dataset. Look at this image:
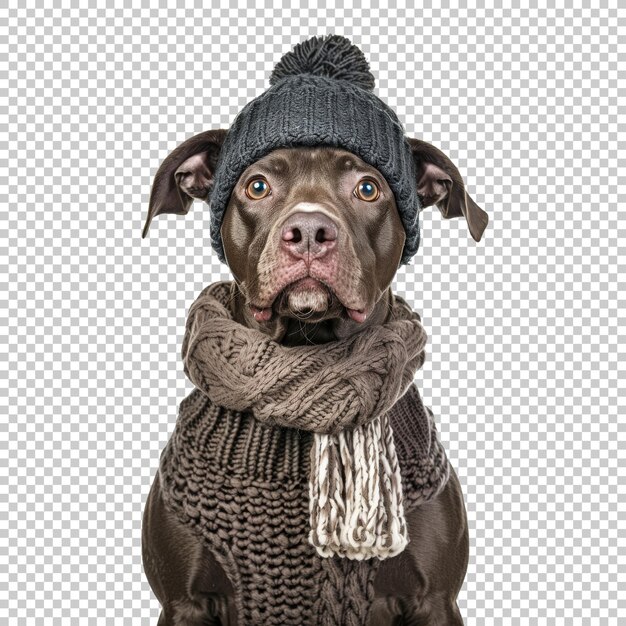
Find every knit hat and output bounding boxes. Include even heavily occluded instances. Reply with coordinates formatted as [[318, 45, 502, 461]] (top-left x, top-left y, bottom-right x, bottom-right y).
[[207, 34, 421, 266]]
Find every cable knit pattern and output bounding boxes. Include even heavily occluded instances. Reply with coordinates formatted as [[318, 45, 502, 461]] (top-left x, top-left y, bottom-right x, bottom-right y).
[[158, 281, 450, 624], [181, 282, 427, 436]]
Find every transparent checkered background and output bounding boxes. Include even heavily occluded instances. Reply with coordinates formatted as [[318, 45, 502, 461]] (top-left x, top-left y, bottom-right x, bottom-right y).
[[2, 2, 624, 624]]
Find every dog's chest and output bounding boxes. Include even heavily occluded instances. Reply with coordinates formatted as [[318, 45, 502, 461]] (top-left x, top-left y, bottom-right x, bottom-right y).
[[158, 388, 382, 624], [157, 384, 450, 624]]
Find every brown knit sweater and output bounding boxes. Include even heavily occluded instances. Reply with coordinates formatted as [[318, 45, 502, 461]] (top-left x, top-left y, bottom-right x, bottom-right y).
[[157, 284, 450, 625]]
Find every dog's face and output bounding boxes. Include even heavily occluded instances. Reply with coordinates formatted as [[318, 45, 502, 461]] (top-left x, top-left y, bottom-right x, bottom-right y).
[[220, 145, 404, 325], [143, 129, 488, 337]]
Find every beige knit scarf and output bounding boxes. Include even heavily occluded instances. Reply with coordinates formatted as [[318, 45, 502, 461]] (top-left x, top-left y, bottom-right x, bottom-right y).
[[181, 280, 428, 561]]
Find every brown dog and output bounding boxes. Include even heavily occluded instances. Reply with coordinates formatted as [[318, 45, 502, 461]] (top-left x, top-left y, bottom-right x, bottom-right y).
[[142, 128, 488, 625]]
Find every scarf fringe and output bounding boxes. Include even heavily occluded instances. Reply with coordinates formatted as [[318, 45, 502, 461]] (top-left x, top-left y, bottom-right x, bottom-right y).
[[308, 411, 408, 560]]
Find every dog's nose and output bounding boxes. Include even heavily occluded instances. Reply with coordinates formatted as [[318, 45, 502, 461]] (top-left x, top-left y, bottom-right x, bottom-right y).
[[281, 211, 338, 259]]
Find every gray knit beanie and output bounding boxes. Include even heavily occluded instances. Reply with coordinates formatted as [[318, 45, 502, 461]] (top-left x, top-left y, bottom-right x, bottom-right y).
[[208, 34, 422, 266]]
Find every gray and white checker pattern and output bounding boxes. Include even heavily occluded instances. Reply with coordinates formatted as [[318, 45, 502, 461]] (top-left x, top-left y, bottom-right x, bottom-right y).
[[2, 2, 623, 624]]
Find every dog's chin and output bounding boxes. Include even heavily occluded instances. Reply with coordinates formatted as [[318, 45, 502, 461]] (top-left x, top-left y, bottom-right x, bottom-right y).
[[248, 277, 369, 324], [275, 277, 342, 322]]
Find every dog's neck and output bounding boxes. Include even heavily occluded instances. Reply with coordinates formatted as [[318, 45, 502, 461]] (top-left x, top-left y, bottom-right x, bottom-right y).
[[229, 283, 395, 346]]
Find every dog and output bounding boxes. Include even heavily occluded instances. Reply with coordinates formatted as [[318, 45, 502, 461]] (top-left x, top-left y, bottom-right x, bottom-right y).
[[141, 128, 488, 624]]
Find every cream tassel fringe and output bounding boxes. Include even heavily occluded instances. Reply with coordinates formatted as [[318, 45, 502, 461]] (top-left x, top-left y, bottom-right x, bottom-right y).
[[308, 411, 408, 560]]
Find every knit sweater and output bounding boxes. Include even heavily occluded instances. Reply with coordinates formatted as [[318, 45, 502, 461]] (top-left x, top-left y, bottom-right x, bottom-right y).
[[157, 284, 450, 625]]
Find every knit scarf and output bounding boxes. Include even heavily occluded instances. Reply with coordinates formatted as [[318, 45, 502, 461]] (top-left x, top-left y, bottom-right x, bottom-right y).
[[181, 280, 428, 561]]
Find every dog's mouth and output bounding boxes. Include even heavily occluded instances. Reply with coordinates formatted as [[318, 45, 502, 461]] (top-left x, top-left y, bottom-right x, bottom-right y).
[[249, 277, 368, 324]]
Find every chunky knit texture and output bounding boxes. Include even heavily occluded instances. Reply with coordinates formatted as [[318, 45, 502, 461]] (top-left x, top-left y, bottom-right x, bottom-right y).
[[157, 281, 450, 624], [207, 34, 422, 266], [182, 281, 427, 560]]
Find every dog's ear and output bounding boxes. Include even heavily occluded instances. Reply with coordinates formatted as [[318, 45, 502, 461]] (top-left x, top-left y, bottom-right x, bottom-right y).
[[142, 129, 228, 238], [407, 137, 489, 242]]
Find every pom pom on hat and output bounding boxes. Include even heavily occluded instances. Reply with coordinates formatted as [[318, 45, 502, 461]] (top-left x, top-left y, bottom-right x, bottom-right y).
[[269, 33, 376, 91]]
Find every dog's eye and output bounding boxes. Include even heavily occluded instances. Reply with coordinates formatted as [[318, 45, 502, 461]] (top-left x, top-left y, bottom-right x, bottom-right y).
[[354, 178, 380, 202], [245, 178, 271, 200]]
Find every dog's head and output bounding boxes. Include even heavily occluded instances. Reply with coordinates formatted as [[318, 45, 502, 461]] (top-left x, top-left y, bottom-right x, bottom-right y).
[[143, 129, 487, 339]]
